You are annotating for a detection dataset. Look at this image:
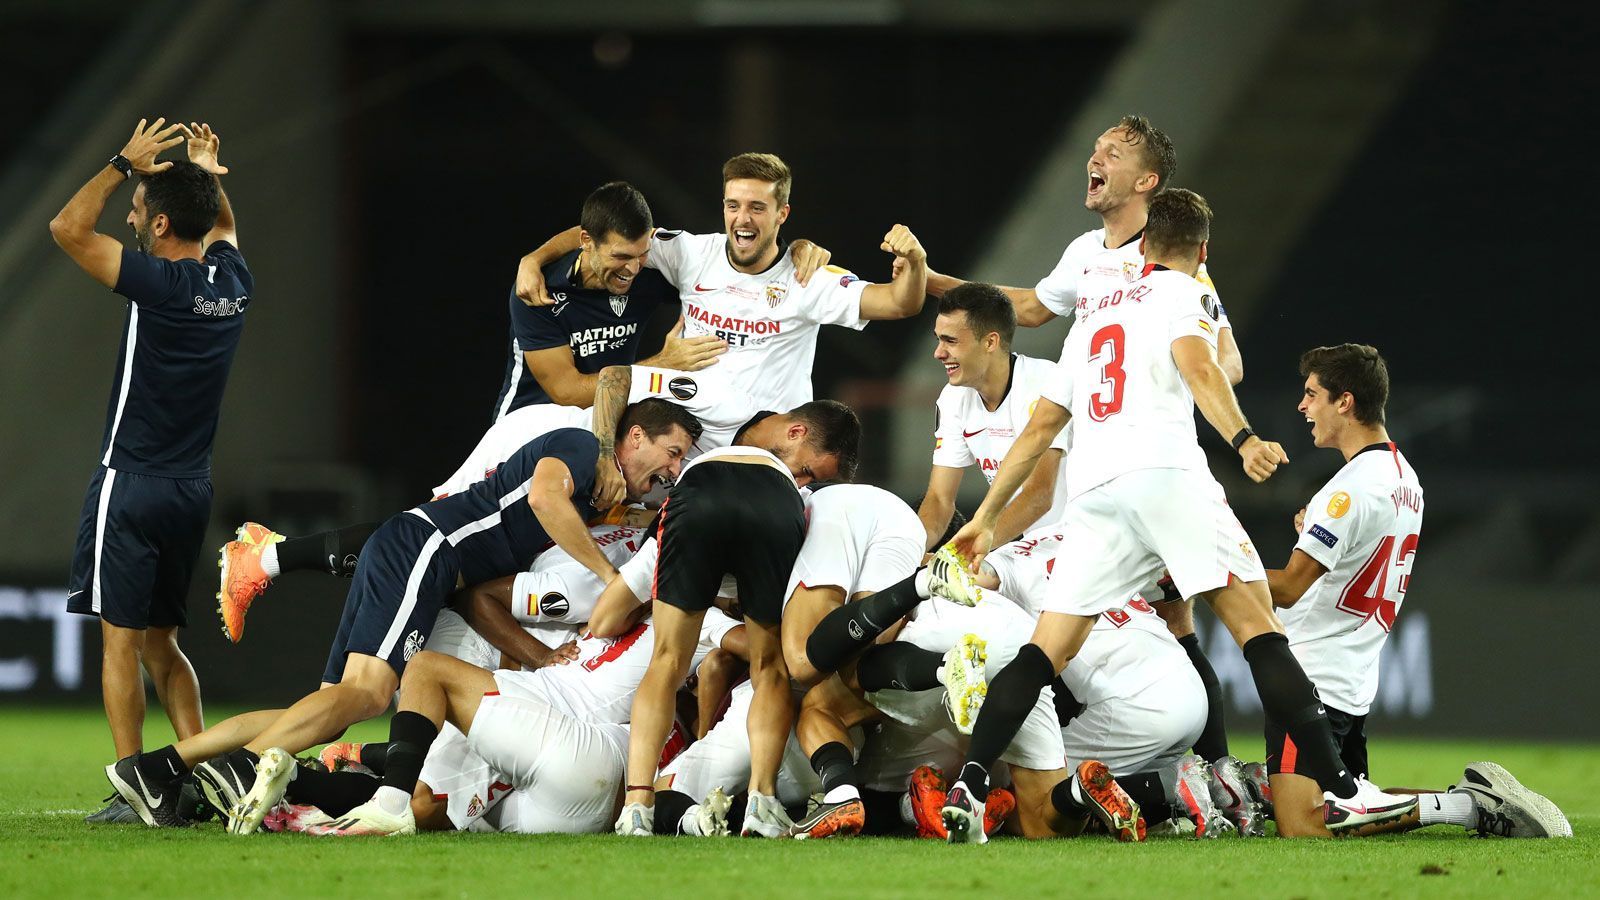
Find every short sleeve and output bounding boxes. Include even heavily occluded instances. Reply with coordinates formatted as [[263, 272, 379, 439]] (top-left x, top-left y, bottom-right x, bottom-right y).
[[113, 249, 181, 307], [797, 264, 869, 330], [510, 566, 597, 625], [620, 537, 659, 601], [931, 390, 974, 468], [1294, 484, 1359, 571], [510, 289, 569, 350], [1164, 283, 1220, 348], [645, 228, 697, 286], [1038, 340, 1079, 412], [1033, 243, 1082, 317], [1195, 263, 1231, 330]]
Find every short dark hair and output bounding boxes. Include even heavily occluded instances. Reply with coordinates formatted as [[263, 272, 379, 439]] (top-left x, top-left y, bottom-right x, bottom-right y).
[[139, 161, 220, 241], [789, 399, 861, 482], [1145, 188, 1212, 256], [618, 397, 703, 445], [722, 152, 792, 207], [580, 181, 653, 243], [1117, 114, 1177, 193], [1299, 344, 1389, 426], [938, 282, 1016, 349]]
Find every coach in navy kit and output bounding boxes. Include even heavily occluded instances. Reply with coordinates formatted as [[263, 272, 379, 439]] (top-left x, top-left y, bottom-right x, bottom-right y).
[[49, 121, 247, 779], [491, 181, 725, 416]]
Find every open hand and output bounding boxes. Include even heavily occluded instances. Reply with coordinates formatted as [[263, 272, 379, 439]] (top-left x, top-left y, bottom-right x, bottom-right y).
[[120, 118, 185, 175], [180, 122, 229, 175]]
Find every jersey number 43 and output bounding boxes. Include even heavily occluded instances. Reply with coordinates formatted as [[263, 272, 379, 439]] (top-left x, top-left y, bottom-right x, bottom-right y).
[[1336, 533, 1419, 632]]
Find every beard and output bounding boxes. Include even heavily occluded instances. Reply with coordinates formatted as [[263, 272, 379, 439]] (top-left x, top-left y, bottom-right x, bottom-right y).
[[134, 222, 154, 253]]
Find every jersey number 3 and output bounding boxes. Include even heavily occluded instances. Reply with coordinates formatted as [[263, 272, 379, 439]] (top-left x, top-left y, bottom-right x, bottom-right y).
[[1088, 324, 1126, 421], [1336, 533, 1419, 632]]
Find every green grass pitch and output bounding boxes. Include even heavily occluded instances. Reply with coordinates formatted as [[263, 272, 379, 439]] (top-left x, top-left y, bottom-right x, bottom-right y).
[[2, 707, 1596, 899]]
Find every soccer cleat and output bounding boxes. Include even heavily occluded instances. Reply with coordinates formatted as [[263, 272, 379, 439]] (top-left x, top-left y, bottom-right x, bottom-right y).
[[319, 741, 371, 775], [194, 750, 257, 818], [1076, 760, 1146, 842], [227, 747, 297, 835], [1243, 759, 1273, 817], [927, 546, 982, 607], [937, 633, 989, 735], [84, 794, 142, 825], [908, 765, 949, 838], [262, 802, 336, 833], [1452, 761, 1572, 838], [940, 780, 988, 844], [692, 787, 732, 837], [614, 802, 654, 836], [1171, 753, 1234, 839], [1322, 776, 1419, 832], [982, 787, 1016, 836], [786, 796, 866, 839], [305, 798, 416, 836], [105, 755, 188, 828], [740, 791, 794, 838], [1209, 755, 1267, 837], [216, 522, 283, 643]]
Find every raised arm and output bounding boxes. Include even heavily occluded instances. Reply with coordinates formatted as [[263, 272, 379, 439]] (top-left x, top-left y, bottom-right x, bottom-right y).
[[50, 118, 184, 288], [181, 122, 236, 250], [1171, 334, 1286, 483], [527, 456, 619, 583], [515, 225, 582, 307], [926, 268, 1055, 327], [857, 225, 928, 321]]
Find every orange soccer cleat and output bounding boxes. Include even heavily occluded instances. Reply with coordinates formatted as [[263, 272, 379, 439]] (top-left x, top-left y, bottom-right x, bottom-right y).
[[319, 741, 368, 775], [982, 787, 1016, 836], [908, 765, 949, 838], [217, 522, 283, 643], [1076, 760, 1147, 842]]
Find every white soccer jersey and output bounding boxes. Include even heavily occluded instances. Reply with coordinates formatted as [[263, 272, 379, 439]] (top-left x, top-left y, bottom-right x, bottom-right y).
[[1046, 267, 1222, 499], [431, 404, 589, 498], [645, 230, 871, 414], [493, 608, 741, 725], [784, 485, 923, 602], [932, 353, 1072, 520], [1279, 443, 1424, 715], [1034, 228, 1231, 329], [627, 364, 751, 451], [509, 524, 647, 627]]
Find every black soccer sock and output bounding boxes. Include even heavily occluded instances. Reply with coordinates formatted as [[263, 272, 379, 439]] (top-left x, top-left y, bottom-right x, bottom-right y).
[[1050, 773, 1091, 819], [652, 789, 697, 835], [1051, 675, 1084, 727], [805, 572, 926, 674], [358, 742, 391, 775], [274, 523, 379, 578], [1242, 632, 1358, 797], [138, 744, 190, 781], [860, 789, 907, 836], [284, 767, 380, 817], [725, 791, 747, 833], [958, 643, 1058, 803], [379, 711, 440, 795], [1178, 633, 1229, 762], [856, 643, 944, 692], [1116, 770, 1173, 824], [809, 742, 861, 794]]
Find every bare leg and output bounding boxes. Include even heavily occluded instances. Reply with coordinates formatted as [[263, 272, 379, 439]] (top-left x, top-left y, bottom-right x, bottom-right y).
[[1270, 773, 1332, 838], [395, 650, 498, 734], [142, 626, 203, 740], [172, 709, 286, 768], [623, 602, 703, 808], [1009, 766, 1078, 838], [744, 617, 791, 797], [246, 653, 397, 755], [100, 621, 146, 758]]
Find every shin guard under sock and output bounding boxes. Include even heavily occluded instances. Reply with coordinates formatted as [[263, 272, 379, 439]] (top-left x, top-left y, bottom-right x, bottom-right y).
[[1117, 770, 1173, 824], [379, 711, 440, 795], [805, 571, 928, 674], [856, 643, 944, 692], [960, 643, 1057, 799], [1242, 632, 1357, 797], [809, 742, 861, 794], [275, 523, 379, 577]]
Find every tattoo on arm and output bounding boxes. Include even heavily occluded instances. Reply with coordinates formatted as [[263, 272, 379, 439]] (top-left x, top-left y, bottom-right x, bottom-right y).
[[593, 366, 631, 453]]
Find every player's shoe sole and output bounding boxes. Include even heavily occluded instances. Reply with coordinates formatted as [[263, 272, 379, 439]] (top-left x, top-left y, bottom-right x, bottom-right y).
[[227, 747, 296, 835], [216, 522, 282, 643], [1455, 761, 1572, 838], [787, 797, 866, 839], [1077, 760, 1145, 842], [694, 787, 732, 837], [937, 633, 988, 735], [908, 765, 948, 838], [941, 780, 988, 845], [928, 546, 982, 607]]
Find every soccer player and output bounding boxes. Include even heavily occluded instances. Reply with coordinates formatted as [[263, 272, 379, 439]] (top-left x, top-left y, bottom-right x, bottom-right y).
[[930, 189, 1418, 842], [104, 400, 697, 829], [595, 402, 862, 838], [50, 120, 245, 822], [492, 181, 726, 415], [918, 282, 1072, 552], [1266, 345, 1569, 838]]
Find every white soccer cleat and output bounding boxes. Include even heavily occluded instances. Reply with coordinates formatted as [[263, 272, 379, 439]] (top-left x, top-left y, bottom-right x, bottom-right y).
[[740, 791, 794, 838], [261, 801, 336, 833], [614, 802, 654, 836], [693, 787, 732, 837], [305, 798, 416, 836], [1208, 755, 1266, 837], [1323, 775, 1418, 832], [1170, 753, 1234, 839], [936, 633, 989, 735], [226, 747, 297, 836], [927, 546, 982, 607], [1453, 761, 1572, 838], [940, 780, 988, 845]]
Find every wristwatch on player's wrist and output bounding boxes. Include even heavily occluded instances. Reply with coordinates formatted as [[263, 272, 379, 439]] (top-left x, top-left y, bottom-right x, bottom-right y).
[[108, 154, 133, 179], [1231, 427, 1257, 452]]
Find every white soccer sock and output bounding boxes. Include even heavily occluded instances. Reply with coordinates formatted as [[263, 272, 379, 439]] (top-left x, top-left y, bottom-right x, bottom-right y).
[[898, 792, 917, 826], [1070, 774, 1088, 807], [823, 785, 861, 804], [914, 567, 932, 598], [679, 806, 704, 836], [260, 544, 281, 579], [1417, 791, 1477, 828], [373, 785, 410, 816]]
